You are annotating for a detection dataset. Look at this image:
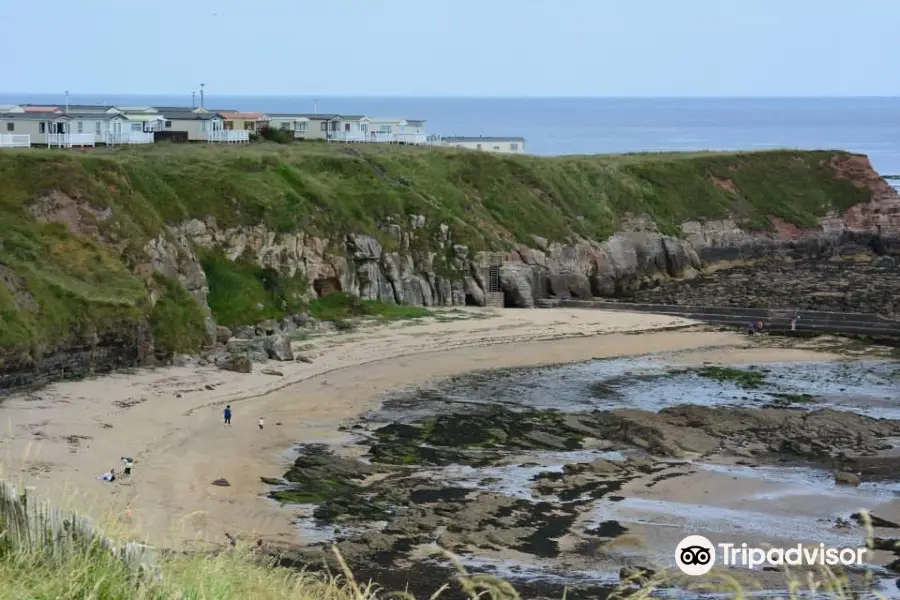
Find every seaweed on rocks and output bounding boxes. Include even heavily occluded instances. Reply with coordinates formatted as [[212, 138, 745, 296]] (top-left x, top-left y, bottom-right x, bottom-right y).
[[269, 444, 376, 504], [368, 406, 587, 466]]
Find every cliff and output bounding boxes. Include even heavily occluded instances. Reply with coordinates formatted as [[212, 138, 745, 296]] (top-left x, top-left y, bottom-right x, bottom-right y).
[[0, 145, 896, 388]]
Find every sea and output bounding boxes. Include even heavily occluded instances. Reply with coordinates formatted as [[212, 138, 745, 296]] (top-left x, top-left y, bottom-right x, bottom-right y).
[[4, 94, 900, 175]]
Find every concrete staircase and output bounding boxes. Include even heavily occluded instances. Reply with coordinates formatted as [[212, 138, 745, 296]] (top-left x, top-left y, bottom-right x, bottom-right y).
[[485, 293, 504, 308]]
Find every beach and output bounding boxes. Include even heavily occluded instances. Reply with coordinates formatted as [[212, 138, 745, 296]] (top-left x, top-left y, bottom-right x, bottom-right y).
[[0, 307, 848, 553]]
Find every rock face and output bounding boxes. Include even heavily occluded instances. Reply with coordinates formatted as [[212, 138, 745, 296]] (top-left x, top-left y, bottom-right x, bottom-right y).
[[681, 155, 900, 264], [0, 321, 153, 390], [3, 153, 899, 393], [152, 156, 900, 317]]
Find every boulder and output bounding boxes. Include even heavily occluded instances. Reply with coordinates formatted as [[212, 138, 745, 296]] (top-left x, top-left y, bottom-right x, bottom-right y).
[[219, 355, 251, 374], [215, 325, 233, 344], [279, 318, 298, 335], [547, 271, 591, 298], [834, 471, 861, 486], [256, 319, 279, 336], [463, 275, 485, 306], [171, 354, 196, 367], [499, 263, 535, 307], [263, 334, 294, 361], [227, 338, 267, 362], [290, 312, 311, 327], [233, 325, 256, 339]]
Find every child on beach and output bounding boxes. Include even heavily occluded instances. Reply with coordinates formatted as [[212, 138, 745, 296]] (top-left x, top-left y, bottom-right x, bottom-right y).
[[121, 457, 133, 477], [258, 417, 264, 432], [224, 405, 232, 426]]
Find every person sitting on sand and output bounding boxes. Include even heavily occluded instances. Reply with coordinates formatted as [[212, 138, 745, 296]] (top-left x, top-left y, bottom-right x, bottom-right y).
[[746, 322, 755, 336], [121, 457, 133, 477], [98, 469, 116, 482], [225, 532, 237, 548]]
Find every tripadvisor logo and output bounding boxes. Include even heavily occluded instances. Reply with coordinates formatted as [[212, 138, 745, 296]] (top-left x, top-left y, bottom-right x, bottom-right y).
[[675, 535, 868, 575], [676, 535, 716, 576]]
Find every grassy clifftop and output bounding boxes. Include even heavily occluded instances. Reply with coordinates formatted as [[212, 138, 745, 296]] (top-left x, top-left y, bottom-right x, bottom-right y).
[[0, 143, 875, 364]]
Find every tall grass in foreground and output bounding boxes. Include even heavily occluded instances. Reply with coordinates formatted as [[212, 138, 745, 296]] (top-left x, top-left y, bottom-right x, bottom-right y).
[[0, 478, 890, 599]]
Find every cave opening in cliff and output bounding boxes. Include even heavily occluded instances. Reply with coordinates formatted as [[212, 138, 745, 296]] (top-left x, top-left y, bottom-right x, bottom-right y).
[[502, 290, 518, 308], [464, 293, 480, 306], [313, 277, 341, 297]]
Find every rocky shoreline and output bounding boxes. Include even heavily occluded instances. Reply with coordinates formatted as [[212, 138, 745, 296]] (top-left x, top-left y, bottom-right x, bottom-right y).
[[262, 353, 900, 598], [618, 253, 900, 319]]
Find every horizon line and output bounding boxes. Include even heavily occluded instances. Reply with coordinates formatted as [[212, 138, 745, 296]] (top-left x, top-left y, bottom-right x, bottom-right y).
[[3, 93, 900, 100]]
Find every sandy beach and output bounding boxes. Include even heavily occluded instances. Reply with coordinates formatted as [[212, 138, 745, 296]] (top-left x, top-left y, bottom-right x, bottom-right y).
[[0, 307, 842, 551]]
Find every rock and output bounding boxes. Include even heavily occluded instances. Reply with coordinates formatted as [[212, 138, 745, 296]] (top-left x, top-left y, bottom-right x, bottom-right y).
[[463, 275, 485, 306], [256, 319, 279, 336], [279, 318, 298, 334], [227, 338, 267, 361], [171, 354, 195, 367], [834, 471, 861, 486], [234, 325, 256, 339], [215, 325, 232, 344], [219, 355, 252, 374], [204, 384, 215, 390], [261, 368, 284, 377], [851, 512, 900, 529], [296, 355, 314, 364], [212, 478, 231, 487], [499, 263, 535, 308], [290, 312, 310, 327], [263, 334, 294, 361], [347, 233, 383, 260], [547, 271, 591, 298]]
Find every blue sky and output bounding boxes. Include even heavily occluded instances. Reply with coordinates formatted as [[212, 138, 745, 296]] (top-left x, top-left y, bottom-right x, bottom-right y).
[[2, 0, 897, 97]]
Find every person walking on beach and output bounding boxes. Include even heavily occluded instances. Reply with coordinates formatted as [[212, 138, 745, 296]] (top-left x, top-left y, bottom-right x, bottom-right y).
[[224, 405, 232, 426], [258, 416, 264, 432]]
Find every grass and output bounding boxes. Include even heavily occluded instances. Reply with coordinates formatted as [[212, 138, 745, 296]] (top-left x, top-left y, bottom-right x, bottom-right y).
[[148, 274, 208, 357], [308, 292, 432, 322], [0, 477, 890, 599], [0, 143, 875, 366]]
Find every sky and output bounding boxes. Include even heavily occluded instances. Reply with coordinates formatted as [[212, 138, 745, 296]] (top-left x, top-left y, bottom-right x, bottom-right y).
[[2, 0, 898, 97]]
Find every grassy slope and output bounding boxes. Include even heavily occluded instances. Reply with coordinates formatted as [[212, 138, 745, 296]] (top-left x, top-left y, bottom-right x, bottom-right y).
[[0, 144, 873, 361]]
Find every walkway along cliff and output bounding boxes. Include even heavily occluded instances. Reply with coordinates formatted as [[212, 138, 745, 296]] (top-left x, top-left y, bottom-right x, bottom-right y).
[[0, 146, 897, 390]]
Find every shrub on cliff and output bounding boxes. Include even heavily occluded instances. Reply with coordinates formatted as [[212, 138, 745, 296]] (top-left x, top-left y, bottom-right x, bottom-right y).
[[148, 274, 208, 358], [199, 249, 309, 328]]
